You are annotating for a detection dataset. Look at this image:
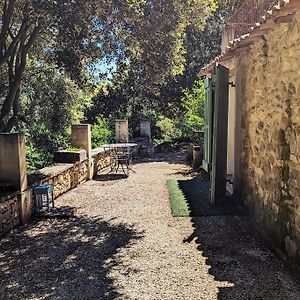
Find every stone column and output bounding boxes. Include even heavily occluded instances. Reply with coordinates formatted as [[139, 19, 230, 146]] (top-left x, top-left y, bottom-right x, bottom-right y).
[[115, 119, 129, 142], [140, 120, 151, 142], [71, 124, 93, 179], [0, 133, 31, 224], [0, 133, 27, 191]]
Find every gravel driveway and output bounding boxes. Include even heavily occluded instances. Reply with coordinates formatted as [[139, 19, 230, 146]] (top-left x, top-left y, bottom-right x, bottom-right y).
[[1, 152, 300, 300]]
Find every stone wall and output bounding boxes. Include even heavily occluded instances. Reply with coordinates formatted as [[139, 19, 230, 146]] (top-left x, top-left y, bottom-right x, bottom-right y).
[[93, 148, 115, 175], [40, 160, 89, 199], [237, 11, 300, 262], [0, 148, 114, 237], [39, 149, 113, 199], [0, 194, 20, 236]]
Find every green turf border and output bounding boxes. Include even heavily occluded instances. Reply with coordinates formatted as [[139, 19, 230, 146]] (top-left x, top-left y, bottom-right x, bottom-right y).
[[167, 179, 190, 217]]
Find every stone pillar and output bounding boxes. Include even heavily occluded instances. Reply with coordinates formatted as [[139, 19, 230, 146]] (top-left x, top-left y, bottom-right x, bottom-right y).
[[115, 119, 129, 142], [140, 120, 151, 142], [0, 133, 27, 191], [71, 124, 93, 179], [0, 133, 32, 224]]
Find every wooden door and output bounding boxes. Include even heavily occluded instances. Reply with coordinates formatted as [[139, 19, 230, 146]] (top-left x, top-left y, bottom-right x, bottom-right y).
[[210, 65, 229, 205]]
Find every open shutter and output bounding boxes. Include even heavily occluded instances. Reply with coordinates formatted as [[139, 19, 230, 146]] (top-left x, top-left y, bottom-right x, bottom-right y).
[[210, 65, 229, 205], [202, 77, 213, 172]]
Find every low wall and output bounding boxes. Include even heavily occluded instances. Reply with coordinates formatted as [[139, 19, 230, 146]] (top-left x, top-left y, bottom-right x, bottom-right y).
[[0, 148, 113, 237], [39, 160, 89, 199], [0, 193, 21, 236], [92, 148, 115, 175]]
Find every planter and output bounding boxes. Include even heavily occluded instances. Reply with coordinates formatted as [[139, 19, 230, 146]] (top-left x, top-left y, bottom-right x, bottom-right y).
[[54, 149, 87, 163]]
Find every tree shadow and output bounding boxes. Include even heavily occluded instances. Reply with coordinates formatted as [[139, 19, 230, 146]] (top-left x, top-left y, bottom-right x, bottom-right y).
[[0, 212, 143, 299], [94, 174, 129, 181], [185, 215, 300, 299], [134, 151, 187, 165]]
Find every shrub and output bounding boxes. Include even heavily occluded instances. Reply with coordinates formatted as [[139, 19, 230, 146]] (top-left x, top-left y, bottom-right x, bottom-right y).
[[91, 117, 112, 148], [26, 142, 53, 173], [181, 79, 205, 131]]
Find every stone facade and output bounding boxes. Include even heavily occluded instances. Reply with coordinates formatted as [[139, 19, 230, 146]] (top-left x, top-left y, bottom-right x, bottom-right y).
[[237, 11, 300, 262], [0, 194, 20, 236]]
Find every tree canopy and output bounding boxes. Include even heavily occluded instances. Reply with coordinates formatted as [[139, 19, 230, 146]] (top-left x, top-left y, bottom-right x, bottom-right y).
[[0, 0, 244, 170]]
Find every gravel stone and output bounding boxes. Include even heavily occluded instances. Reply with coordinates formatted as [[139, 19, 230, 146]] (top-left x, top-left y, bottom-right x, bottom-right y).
[[0, 152, 300, 299]]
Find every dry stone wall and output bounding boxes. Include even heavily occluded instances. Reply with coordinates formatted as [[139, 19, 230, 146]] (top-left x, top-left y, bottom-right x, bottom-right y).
[[0, 149, 114, 237], [40, 160, 89, 199], [93, 149, 115, 175], [0, 194, 20, 236], [238, 11, 300, 262]]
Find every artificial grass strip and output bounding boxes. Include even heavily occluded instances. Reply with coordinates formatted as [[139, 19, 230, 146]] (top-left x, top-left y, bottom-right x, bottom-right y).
[[167, 179, 190, 217]]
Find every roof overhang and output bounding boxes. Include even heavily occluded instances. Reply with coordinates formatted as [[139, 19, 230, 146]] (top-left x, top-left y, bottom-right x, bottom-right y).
[[199, 0, 300, 77]]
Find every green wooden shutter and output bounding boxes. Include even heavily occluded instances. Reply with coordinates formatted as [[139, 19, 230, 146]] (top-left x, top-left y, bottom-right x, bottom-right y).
[[202, 77, 213, 172], [210, 65, 229, 205]]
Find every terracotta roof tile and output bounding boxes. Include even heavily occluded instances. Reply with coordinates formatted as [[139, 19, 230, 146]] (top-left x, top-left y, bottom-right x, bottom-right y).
[[199, 0, 299, 76]]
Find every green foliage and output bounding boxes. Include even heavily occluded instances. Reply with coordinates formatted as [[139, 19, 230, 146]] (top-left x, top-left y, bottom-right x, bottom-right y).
[[181, 79, 205, 131], [91, 118, 112, 148], [153, 79, 205, 145], [155, 117, 181, 144], [25, 124, 72, 172], [65, 147, 81, 152], [184, 0, 244, 81], [26, 142, 53, 174]]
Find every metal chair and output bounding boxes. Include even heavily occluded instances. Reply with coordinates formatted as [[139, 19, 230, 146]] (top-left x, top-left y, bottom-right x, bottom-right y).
[[115, 144, 133, 176]]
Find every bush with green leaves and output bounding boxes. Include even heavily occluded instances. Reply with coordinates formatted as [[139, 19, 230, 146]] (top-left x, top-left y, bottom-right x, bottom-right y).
[[181, 79, 205, 131], [26, 142, 53, 174], [154, 79, 205, 144], [91, 117, 112, 148]]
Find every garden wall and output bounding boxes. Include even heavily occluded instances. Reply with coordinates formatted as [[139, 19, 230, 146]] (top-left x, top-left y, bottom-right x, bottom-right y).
[[237, 10, 300, 262], [0, 148, 114, 237], [0, 193, 20, 236]]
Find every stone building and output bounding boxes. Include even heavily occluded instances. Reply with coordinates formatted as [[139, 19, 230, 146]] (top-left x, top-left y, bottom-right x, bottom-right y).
[[200, 0, 300, 263]]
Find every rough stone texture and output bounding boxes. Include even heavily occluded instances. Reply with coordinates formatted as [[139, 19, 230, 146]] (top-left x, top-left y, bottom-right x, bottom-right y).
[[41, 160, 90, 198], [139, 145, 155, 157], [71, 124, 92, 158], [140, 120, 151, 141], [92, 148, 115, 175], [238, 11, 300, 263], [0, 194, 20, 237], [115, 119, 129, 142]]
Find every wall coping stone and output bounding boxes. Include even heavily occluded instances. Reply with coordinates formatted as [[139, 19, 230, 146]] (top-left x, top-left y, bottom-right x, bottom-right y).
[[91, 147, 106, 157]]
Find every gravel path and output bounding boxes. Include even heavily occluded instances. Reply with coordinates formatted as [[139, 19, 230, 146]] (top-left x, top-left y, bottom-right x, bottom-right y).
[[1, 152, 300, 300]]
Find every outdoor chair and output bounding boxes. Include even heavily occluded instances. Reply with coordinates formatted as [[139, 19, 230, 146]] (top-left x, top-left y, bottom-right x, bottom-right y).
[[104, 138, 134, 176], [114, 144, 133, 176]]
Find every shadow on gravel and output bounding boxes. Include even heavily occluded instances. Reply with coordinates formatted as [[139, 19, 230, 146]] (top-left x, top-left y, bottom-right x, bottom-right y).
[[94, 174, 129, 181], [0, 213, 142, 300], [185, 216, 300, 299], [134, 151, 186, 165]]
